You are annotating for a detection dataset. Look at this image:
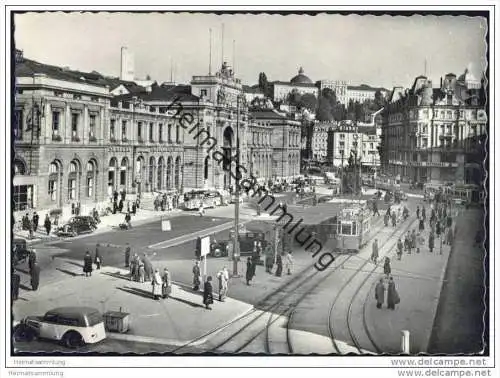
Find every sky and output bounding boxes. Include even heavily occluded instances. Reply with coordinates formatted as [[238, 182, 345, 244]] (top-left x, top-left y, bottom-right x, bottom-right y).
[[13, 12, 488, 90]]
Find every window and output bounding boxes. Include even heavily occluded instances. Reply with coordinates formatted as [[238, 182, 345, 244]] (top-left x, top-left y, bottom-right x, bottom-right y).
[[159, 123, 163, 141], [459, 110, 464, 119], [48, 180, 57, 201], [201, 89, 207, 97], [87, 177, 94, 197], [89, 114, 96, 137], [150, 106, 156, 112], [159, 107, 166, 114], [149, 122, 154, 141], [13, 185, 33, 211], [15, 109, 23, 140], [52, 111, 60, 134], [340, 134, 345, 140], [176, 124, 180, 143], [137, 122, 142, 139], [370, 143, 374, 149], [68, 178, 76, 200], [110, 119, 116, 139], [91, 96, 99, 102], [73, 94, 82, 100], [121, 120, 127, 140], [71, 113, 79, 136], [54, 91, 63, 97], [168, 124, 172, 142]]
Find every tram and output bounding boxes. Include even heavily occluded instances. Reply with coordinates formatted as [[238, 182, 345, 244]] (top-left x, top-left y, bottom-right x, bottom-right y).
[[183, 190, 223, 210], [333, 203, 372, 254]]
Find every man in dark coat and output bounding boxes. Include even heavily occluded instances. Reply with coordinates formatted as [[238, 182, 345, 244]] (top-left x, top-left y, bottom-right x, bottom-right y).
[[419, 218, 425, 231], [375, 278, 385, 309], [396, 238, 403, 260], [124, 244, 131, 268], [203, 276, 214, 310], [32, 212, 39, 233], [275, 253, 283, 277], [30, 262, 40, 291], [391, 211, 397, 227], [416, 206, 420, 219], [83, 251, 93, 277], [132, 201, 137, 215], [372, 201, 380, 216], [142, 254, 154, 281], [44, 214, 51, 235], [387, 277, 400, 310], [12, 268, 20, 301], [421, 206, 426, 221], [265, 248, 274, 273], [428, 233, 435, 253], [193, 261, 201, 291], [436, 221, 442, 237], [246, 257, 256, 285]]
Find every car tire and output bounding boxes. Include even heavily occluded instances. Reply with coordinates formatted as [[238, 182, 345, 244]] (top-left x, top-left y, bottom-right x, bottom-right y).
[[62, 331, 83, 349], [13, 324, 36, 342]]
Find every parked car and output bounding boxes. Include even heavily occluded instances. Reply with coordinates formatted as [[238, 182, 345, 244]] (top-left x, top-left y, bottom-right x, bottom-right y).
[[14, 306, 107, 348], [12, 238, 30, 266], [209, 240, 230, 258], [69, 216, 98, 230], [55, 221, 94, 237]]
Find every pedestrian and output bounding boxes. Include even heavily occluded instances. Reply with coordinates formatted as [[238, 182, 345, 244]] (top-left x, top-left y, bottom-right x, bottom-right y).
[[199, 203, 205, 217], [383, 257, 391, 278], [285, 251, 294, 275], [275, 252, 283, 277], [422, 206, 426, 221], [125, 212, 132, 229], [138, 260, 145, 283], [12, 268, 20, 302], [246, 257, 256, 285], [373, 201, 380, 216], [203, 276, 214, 310], [44, 214, 51, 236], [28, 249, 37, 274], [193, 261, 201, 291], [132, 201, 137, 215], [404, 231, 411, 254], [27, 218, 34, 239], [375, 278, 385, 309], [162, 268, 172, 299], [142, 254, 153, 281], [387, 276, 400, 310], [396, 238, 403, 260], [419, 217, 425, 232], [127, 201, 131, 214], [265, 247, 274, 273], [416, 206, 420, 219], [124, 244, 131, 268], [119, 199, 124, 213], [411, 230, 417, 253], [151, 269, 163, 300], [217, 266, 229, 301], [30, 261, 40, 291], [131, 254, 139, 281], [428, 232, 435, 253], [384, 212, 389, 227], [391, 211, 397, 227], [32, 212, 39, 233], [371, 239, 379, 264], [436, 221, 442, 237], [94, 244, 102, 270], [83, 251, 93, 277]]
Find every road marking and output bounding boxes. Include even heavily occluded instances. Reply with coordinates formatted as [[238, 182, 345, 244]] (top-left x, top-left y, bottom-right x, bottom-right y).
[[147, 220, 248, 249]]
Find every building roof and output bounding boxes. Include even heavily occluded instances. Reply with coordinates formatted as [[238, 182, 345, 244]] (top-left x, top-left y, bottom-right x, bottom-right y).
[[243, 85, 264, 94], [113, 84, 199, 103], [16, 57, 110, 88], [250, 108, 298, 121], [347, 84, 389, 92], [272, 80, 318, 88], [290, 67, 313, 85]]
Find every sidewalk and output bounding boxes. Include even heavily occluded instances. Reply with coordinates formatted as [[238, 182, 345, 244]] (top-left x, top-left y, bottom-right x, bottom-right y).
[[12, 265, 253, 347], [13, 208, 184, 245], [364, 217, 454, 354]]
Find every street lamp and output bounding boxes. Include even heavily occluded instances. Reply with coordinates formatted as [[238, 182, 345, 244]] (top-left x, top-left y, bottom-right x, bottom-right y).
[[232, 93, 245, 277]]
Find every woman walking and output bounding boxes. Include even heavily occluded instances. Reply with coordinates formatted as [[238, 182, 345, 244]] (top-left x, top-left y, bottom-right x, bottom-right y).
[[83, 251, 93, 277], [44, 214, 51, 236], [151, 269, 163, 300], [203, 276, 214, 310], [138, 260, 145, 283], [387, 277, 400, 310], [429, 232, 435, 253], [383, 257, 391, 278], [94, 244, 102, 270]]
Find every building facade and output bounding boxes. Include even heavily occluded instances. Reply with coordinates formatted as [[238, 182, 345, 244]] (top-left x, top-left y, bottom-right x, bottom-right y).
[[318, 80, 389, 105], [13, 54, 302, 217], [381, 70, 487, 185], [272, 67, 319, 102], [311, 122, 336, 162]]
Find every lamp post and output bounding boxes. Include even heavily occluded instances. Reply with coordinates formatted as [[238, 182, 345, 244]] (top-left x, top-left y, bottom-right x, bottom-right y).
[[131, 96, 142, 195], [232, 93, 244, 277]]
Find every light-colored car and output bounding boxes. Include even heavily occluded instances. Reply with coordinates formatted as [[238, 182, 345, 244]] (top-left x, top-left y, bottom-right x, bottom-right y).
[[14, 306, 106, 348]]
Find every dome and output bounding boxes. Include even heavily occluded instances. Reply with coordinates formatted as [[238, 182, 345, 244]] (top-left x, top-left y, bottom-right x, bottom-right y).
[[290, 67, 313, 84]]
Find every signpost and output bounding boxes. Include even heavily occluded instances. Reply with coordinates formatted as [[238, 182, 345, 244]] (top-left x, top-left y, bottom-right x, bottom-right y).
[[200, 236, 210, 283]]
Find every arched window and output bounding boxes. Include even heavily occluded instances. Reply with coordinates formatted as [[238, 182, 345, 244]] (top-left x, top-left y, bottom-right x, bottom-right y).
[[68, 160, 80, 200], [86, 160, 97, 198], [157, 157, 164, 190], [108, 157, 118, 196], [204, 156, 210, 180], [48, 161, 61, 202], [174, 156, 181, 189], [166, 157, 173, 189], [14, 160, 26, 175], [120, 158, 128, 188], [148, 156, 156, 190]]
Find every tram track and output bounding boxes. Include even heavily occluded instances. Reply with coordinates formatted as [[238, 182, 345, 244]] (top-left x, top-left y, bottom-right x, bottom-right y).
[[327, 217, 418, 354], [172, 211, 387, 354]]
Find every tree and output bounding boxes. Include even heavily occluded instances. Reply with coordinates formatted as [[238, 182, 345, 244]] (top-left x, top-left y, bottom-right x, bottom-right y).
[[146, 74, 151, 80], [286, 89, 302, 107], [258, 72, 271, 97], [299, 93, 318, 112], [316, 97, 333, 121], [374, 90, 386, 109]]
